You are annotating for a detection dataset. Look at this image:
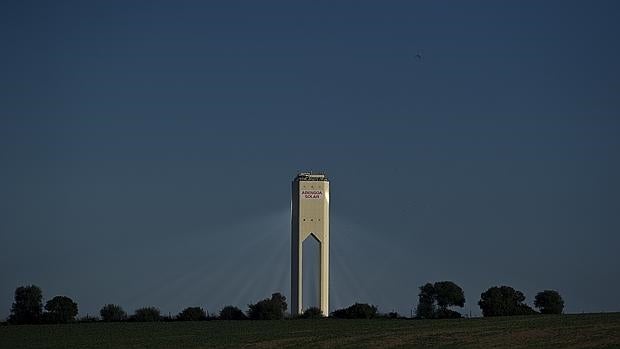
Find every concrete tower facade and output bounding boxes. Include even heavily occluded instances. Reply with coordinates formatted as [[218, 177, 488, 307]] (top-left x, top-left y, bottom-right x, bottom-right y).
[[291, 172, 330, 316]]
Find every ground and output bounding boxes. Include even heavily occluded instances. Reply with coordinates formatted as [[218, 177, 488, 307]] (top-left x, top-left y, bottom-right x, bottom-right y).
[[1, 313, 619, 349]]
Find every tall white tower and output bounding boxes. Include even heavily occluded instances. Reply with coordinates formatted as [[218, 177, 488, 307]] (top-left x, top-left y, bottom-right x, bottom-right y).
[[291, 172, 330, 316]]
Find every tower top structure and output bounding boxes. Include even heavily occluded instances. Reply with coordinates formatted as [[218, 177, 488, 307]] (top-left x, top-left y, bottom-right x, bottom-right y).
[[291, 172, 330, 315], [295, 172, 328, 181]]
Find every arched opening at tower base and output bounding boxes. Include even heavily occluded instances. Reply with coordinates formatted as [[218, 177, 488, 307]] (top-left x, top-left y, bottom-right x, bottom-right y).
[[302, 234, 321, 311]]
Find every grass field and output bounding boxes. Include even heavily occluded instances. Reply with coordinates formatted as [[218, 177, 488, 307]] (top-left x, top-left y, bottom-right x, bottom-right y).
[[1, 313, 619, 349]]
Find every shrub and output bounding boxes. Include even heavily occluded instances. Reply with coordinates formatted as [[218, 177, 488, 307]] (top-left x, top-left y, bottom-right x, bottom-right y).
[[331, 303, 378, 319], [434, 308, 462, 319], [100, 304, 127, 322], [132, 307, 161, 322], [177, 307, 207, 321], [300, 307, 324, 319], [77, 315, 100, 322], [248, 293, 287, 320], [219, 306, 247, 320]]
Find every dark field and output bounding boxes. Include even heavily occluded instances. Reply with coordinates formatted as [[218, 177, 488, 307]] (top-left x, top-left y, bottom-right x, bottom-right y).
[[1, 313, 619, 349]]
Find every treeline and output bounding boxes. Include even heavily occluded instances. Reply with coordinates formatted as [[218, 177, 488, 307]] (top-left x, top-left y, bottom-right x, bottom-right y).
[[413, 281, 564, 319], [5, 287, 291, 324], [3, 282, 564, 325]]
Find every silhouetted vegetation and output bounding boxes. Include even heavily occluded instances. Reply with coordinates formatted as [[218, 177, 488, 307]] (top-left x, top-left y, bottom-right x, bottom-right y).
[[100, 304, 127, 322], [388, 311, 400, 319], [433, 308, 462, 319], [131, 307, 161, 322], [248, 293, 287, 320], [535, 290, 564, 314], [9, 285, 43, 324], [219, 306, 247, 320], [479, 286, 537, 317], [331, 303, 378, 319], [177, 307, 207, 321], [77, 315, 99, 323], [415, 281, 464, 319], [416, 283, 436, 319], [4, 283, 567, 325], [43, 296, 78, 323], [299, 307, 324, 319]]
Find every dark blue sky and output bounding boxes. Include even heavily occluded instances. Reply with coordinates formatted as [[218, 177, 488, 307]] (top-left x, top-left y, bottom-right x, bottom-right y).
[[1, 0, 619, 318]]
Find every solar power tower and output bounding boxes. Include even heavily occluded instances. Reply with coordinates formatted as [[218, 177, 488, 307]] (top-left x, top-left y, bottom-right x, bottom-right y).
[[291, 172, 330, 316]]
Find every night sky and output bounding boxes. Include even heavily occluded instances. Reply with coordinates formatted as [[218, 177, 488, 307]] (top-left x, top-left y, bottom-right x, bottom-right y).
[[1, 1, 619, 318]]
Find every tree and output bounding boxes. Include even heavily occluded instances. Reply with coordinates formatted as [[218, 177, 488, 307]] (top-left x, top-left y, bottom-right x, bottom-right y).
[[219, 306, 246, 320], [248, 293, 287, 320], [44, 296, 78, 323], [434, 281, 465, 310], [300, 307, 324, 319], [177, 307, 207, 321], [132, 307, 161, 322], [100, 304, 127, 322], [478, 286, 536, 317], [331, 303, 378, 319], [415, 283, 436, 319], [271, 293, 288, 313], [9, 285, 43, 324], [534, 290, 564, 314], [415, 281, 465, 319]]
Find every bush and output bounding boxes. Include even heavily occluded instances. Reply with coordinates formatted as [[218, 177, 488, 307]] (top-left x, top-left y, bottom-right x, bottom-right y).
[[77, 315, 99, 322], [331, 303, 378, 319], [534, 290, 564, 314], [516, 303, 538, 315], [478, 286, 536, 317], [132, 307, 161, 322], [100, 304, 127, 322], [219, 306, 247, 320], [300, 307, 324, 319], [434, 308, 462, 319], [248, 293, 287, 320], [9, 285, 43, 324], [177, 307, 207, 321], [44, 296, 78, 323]]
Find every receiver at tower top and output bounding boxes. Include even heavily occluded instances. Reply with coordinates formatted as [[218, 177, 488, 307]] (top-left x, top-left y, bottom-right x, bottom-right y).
[[295, 172, 328, 181]]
